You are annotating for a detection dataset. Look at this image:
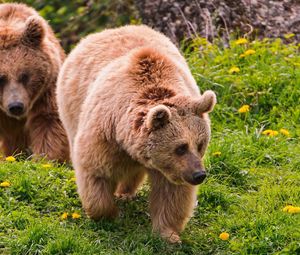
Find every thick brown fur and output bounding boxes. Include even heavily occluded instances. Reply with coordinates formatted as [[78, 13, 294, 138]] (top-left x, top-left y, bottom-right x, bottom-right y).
[[57, 25, 216, 243], [0, 3, 69, 161]]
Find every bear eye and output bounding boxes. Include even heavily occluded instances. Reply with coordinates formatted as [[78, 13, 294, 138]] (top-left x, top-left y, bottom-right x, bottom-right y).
[[0, 75, 8, 86], [19, 72, 29, 84], [175, 143, 188, 156]]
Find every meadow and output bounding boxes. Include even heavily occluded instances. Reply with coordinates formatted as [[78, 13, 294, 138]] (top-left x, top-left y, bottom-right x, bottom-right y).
[[0, 36, 299, 254]]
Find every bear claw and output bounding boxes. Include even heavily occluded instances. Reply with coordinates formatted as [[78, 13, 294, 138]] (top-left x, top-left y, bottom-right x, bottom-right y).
[[114, 192, 137, 200]]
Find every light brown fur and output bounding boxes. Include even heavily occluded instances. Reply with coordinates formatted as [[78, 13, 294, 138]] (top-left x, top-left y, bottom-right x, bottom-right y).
[[57, 25, 216, 242], [0, 3, 69, 161]]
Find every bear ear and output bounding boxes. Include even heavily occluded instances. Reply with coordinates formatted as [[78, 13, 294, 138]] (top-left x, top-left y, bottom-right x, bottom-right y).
[[194, 90, 217, 115], [146, 105, 171, 130], [22, 16, 45, 47]]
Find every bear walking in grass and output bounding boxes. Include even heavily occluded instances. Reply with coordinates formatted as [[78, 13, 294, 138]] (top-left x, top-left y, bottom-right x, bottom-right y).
[[57, 25, 216, 243], [0, 3, 69, 161]]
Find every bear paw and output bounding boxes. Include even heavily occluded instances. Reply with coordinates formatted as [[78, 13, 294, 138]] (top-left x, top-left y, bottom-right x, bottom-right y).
[[85, 205, 119, 220], [114, 191, 137, 201], [161, 230, 181, 244]]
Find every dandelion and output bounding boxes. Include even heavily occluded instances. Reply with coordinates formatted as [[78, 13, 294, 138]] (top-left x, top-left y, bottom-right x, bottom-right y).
[[238, 105, 250, 113], [41, 164, 52, 168], [72, 212, 81, 219], [240, 49, 256, 58], [213, 151, 221, 156], [245, 49, 256, 55], [289, 207, 300, 214], [61, 212, 68, 220], [0, 181, 11, 187], [262, 130, 278, 137], [235, 38, 248, 45], [228, 66, 240, 74], [219, 232, 230, 240], [279, 128, 290, 137], [282, 205, 300, 214], [284, 33, 295, 39], [282, 205, 294, 212], [70, 177, 76, 182], [5, 156, 16, 162]]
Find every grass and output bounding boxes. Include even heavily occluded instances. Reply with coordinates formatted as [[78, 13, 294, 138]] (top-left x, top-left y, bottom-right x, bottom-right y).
[[1, 37, 300, 254]]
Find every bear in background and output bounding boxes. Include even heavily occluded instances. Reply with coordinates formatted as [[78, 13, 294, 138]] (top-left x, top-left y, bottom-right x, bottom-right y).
[[57, 25, 216, 243], [0, 3, 69, 162]]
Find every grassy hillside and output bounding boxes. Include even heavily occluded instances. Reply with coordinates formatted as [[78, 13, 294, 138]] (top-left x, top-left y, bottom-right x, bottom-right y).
[[1, 37, 300, 254]]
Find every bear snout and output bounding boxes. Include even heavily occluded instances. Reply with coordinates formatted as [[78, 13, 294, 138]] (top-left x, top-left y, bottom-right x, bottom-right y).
[[8, 102, 25, 117], [192, 171, 206, 184], [184, 170, 207, 185]]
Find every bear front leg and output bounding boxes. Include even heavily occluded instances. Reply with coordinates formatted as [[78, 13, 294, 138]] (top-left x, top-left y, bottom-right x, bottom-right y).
[[148, 169, 197, 243], [27, 114, 69, 162], [2, 137, 26, 157], [0, 116, 28, 157], [76, 170, 118, 220], [73, 127, 119, 220], [1, 130, 28, 157]]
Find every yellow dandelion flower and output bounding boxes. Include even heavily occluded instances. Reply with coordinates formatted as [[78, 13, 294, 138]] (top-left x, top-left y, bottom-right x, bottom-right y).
[[41, 164, 52, 168], [283, 205, 300, 214], [0, 181, 11, 187], [219, 232, 230, 240], [235, 38, 248, 45], [5, 156, 16, 162], [262, 130, 278, 137], [279, 128, 290, 136], [72, 212, 81, 219], [270, 130, 278, 136], [270, 131, 279, 136], [61, 212, 68, 220], [262, 130, 272, 135], [289, 207, 300, 214], [245, 49, 256, 56], [213, 151, 221, 156], [229, 66, 240, 74], [240, 49, 256, 58], [70, 177, 76, 182], [284, 33, 295, 39], [238, 105, 250, 113], [282, 205, 294, 212]]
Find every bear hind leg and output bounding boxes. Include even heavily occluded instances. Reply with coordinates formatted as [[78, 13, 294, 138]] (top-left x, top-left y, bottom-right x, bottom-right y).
[[114, 169, 146, 200]]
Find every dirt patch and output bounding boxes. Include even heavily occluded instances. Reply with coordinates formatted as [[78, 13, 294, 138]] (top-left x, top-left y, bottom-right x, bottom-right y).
[[135, 0, 300, 44]]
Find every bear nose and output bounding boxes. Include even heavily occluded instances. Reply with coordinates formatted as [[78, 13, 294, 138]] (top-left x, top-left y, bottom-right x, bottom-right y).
[[192, 171, 206, 184], [8, 102, 24, 116]]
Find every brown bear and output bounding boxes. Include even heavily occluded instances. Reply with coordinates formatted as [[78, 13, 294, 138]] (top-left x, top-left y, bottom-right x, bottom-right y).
[[56, 25, 216, 243], [0, 3, 69, 162]]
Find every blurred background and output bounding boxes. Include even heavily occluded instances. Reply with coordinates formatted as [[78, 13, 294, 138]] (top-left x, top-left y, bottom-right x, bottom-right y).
[[1, 0, 300, 52]]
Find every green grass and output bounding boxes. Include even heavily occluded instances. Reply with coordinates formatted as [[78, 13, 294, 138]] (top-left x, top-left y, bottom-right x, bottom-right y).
[[1, 37, 300, 254]]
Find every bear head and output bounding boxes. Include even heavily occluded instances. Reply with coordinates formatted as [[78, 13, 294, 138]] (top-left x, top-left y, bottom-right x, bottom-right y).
[[128, 89, 216, 186], [0, 15, 52, 119]]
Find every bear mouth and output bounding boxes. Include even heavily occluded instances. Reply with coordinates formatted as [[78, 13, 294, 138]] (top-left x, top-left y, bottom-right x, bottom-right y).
[[5, 110, 27, 120]]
